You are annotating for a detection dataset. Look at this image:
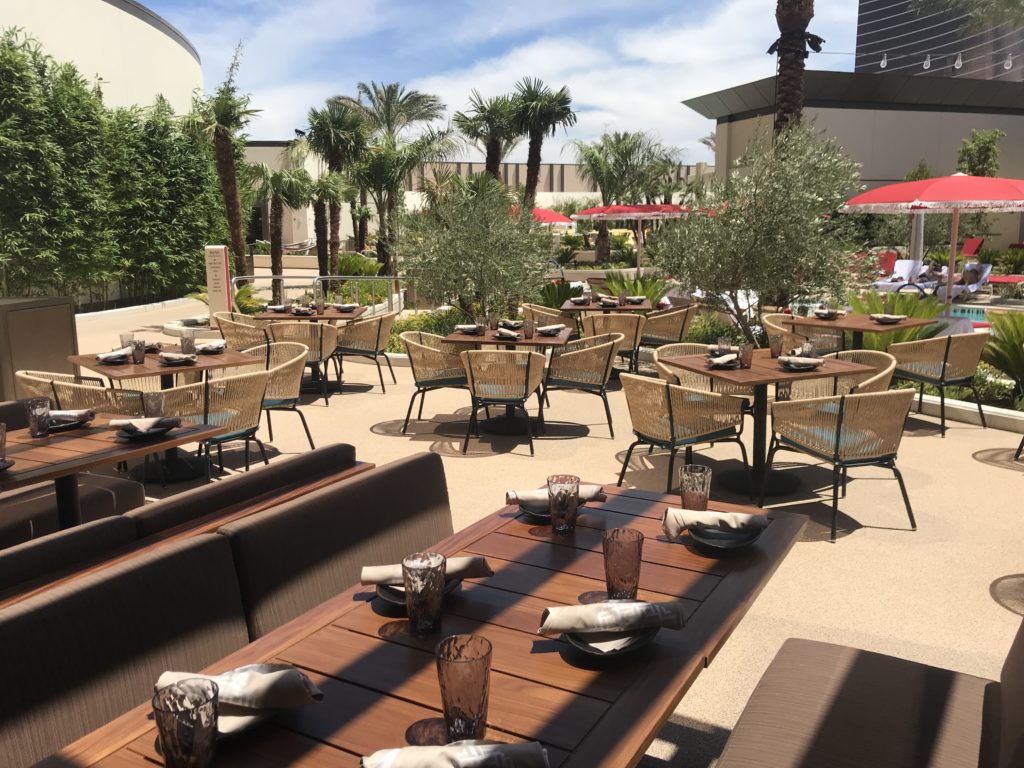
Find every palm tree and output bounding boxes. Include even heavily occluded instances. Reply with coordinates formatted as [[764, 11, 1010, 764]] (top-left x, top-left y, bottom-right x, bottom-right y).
[[309, 173, 352, 275], [513, 78, 577, 211], [183, 50, 260, 278], [305, 102, 369, 267], [252, 164, 313, 304], [453, 91, 522, 179], [334, 81, 446, 138], [769, 1, 823, 134]]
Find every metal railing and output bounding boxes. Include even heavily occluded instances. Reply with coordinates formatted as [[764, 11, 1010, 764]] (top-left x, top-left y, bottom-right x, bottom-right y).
[[229, 274, 418, 315]]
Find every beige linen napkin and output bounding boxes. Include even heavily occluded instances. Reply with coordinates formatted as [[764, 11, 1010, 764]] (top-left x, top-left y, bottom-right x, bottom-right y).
[[537, 324, 566, 333], [109, 417, 181, 434], [662, 507, 768, 540], [495, 327, 521, 340], [506, 484, 606, 513], [196, 340, 225, 354], [159, 351, 197, 363], [708, 353, 737, 366], [49, 409, 95, 424], [498, 319, 523, 330], [361, 741, 549, 768], [157, 664, 322, 736], [869, 313, 907, 322], [778, 355, 823, 367], [539, 601, 686, 653], [360, 556, 493, 586], [705, 345, 740, 354], [96, 347, 132, 362]]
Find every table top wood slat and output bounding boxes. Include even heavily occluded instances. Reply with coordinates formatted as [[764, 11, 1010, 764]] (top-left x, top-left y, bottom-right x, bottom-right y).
[[783, 313, 937, 334], [253, 306, 368, 322], [560, 299, 652, 313], [69, 347, 256, 381], [442, 327, 573, 348], [51, 486, 804, 768], [660, 348, 877, 387]]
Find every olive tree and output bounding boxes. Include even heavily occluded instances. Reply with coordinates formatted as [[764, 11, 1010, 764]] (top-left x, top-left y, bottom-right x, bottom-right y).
[[397, 173, 552, 318], [647, 122, 860, 342]]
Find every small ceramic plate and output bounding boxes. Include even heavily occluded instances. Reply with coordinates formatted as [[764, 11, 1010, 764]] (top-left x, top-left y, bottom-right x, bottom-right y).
[[159, 359, 196, 367], [688, 526, 763, 551], [570, 297, 589, 305], [48, 420, 92, 434], [707, 360, 740, 370], [97, 357, 129, 365], [564, 625, 660, 657], [116, 427, 173, 442], [538, 329, 562, 337], [0, 459, 14, 472], [144, 343, 163, 353], [519, 505, 552, 521], [197, 347, 224, 355], [871, 316, 905, 325], [375, 579, 461, 607], [780, 361, 821, 372]]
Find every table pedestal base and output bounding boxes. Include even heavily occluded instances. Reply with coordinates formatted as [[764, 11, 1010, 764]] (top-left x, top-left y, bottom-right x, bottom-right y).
[[717, 467, 801, 499], [481, 405, 532, 435]]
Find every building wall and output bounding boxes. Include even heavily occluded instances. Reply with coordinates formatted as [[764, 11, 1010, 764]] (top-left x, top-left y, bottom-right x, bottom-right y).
[[3, 0, 201, 114]]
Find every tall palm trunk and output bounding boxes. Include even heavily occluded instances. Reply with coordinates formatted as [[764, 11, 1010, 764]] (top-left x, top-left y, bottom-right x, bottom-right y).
[[269, 195, 284, 305], [349, 202, 359, 251], [523, 129, 543, 210], [357, 188, 369, 251], [213, 127, 248, 277], [484, 136, 502, 180], [595, 222, 611, 263], [328, 201, 342, 274], [313, 198, 329, 276], [774, 0, 815, 134], [374, 199, 389, 273]]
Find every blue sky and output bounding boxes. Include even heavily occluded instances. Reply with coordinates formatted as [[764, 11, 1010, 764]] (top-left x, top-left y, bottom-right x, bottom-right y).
[[145, 0, 860, 164]]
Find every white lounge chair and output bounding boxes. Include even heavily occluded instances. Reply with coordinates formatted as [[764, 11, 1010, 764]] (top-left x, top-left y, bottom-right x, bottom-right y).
[[872, 259, 927, 293], [936, 263, 993, 302]]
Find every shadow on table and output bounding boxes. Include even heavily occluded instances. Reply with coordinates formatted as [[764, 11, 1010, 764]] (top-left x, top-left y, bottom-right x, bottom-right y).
[[636, 715, 730, 768], [972, 447, 1024, 474]]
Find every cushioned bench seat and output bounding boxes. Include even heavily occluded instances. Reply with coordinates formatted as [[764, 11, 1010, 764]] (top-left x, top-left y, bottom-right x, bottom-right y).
[[717, 627, 1024, 768]]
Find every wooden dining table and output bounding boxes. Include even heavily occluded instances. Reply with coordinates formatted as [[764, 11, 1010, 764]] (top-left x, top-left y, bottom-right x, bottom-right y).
[[560, 297, 653, 314], [0, 415, 224, 529], [783, 313, 937, 350], [52, 484, 805, 768], [253, 307, 368, 322]]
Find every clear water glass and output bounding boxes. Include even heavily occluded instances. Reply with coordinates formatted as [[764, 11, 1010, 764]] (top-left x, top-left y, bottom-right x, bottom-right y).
[[800, 340, 816, 358], [548, 474, 580, 535], [180, 330, 196, 355], [679, 465, 712, 511], [717, 336, 732, 356], [119, 332, 134, 348], [738, 344, 754, 368], [523, 319, 535, 339], [25, 398, 50, 438], [403, 552, 446, 636], [769, 334, 784, 358], [152, 678, 219, 768], [143, 392, 166, 417], [603, 528, 644, 600], [131, 339, 147, 363], [436, 634, 492, 742]]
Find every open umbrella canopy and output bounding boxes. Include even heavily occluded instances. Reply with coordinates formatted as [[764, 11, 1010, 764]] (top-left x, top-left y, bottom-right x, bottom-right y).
[[841, 174, 1024, 214], [510, 206, 573, 224], [571, 203, 686, 220]]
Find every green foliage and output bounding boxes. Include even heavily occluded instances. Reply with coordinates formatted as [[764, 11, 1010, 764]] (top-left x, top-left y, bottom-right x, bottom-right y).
[[570, 131, 680, 206], [648, 122, 861, 341], [610, 234, 637, 265], [905, 363, 1015, 408], [537, 280, 583, 308], [846, 290, 944, 349], [0, 30, 226, 304], [386, 309, 466, 352], [335, 253, 383, 276], [983, 311, 1024, 397], [957, 129, 1005, 177], [554, 233, 584, 266], [685, 312, 746, 345], [603, 269, 669, 303], [995, 249, 1024, 275], [397, 172, 552, 316]]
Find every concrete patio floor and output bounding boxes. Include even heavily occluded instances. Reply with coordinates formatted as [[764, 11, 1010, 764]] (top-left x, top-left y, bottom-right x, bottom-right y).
[[76, 303, 1024, 767]]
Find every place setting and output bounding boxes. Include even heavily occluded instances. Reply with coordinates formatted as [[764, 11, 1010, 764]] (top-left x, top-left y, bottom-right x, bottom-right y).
[[506, 475, 606, 526], [705, 338, 753, 369], [777, 340, 826, 372], [662, 466, 768, 553], [869, 312, 908, 325], [360, 554, 494, 615], [109, 416, 183, 442]]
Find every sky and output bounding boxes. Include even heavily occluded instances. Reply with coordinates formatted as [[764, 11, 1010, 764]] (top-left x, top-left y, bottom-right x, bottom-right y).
[[145, 0, 861, 165]]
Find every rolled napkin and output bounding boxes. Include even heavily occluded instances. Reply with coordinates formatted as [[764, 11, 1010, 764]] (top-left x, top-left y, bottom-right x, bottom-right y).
[[498, 319, 523, 330], [495, 327, 521, 340], [705, 345, 740, 354], [869, 313, 907, 323], [196, 340, 225, 354], [708, 353, 737, 366], [599, 298, 618, 307], [538, 601, 686, 636], [291, 306, 315, 316], [626, 295, 646, 304], [159, 351, 198, 364], [360, 556, 493, 586], [662, 507, 768, 540], [332, 303, 359, 311], [109, 417, 181, 434], [157, 664, 322, 736], [536, 324, 566, 334], [96, 347, 131, 362], [362, 741, 550, 768], [144, 342, 163, 352], [267, 304, 288, 312], [506, 484, 606, 513], [570, 296, 589, 305], [49, 409, 95, 425], [778, 355, 824, 367], [455, 324, 480, 334]]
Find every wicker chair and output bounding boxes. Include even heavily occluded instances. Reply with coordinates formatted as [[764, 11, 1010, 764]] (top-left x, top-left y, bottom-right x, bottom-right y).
[[787, 350, 897, 400], [523, 303, 575, 327], [267, 321, 338, 405], [582, 314, 646, 373], [765, 389, 916, 542], [762, 312, 842, 354], [215, 313, 270, 351], [652, 343, 755, 407], [400, 331, 468, 433], [15, 370, 103, 401], [243, 342, 314, 449], [50, 380, 145, 417], [212, 310, 272, 330], [888, 332, 988, 436], [332, 313, 398, 393], [460, 350, 546, 455], [640, 305, 699, 349], [542, 333, 623, 437], [618, 373, 749, 493]]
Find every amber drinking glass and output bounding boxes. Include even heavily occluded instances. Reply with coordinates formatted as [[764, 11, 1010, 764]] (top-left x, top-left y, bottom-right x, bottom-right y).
[[603, 528, 644, 600], [769, 334, 784, 359], [402, 552, 446, 636], [679, 465, 712, 511], [436, 634, 492, 742], [548, 474, 580, 535]]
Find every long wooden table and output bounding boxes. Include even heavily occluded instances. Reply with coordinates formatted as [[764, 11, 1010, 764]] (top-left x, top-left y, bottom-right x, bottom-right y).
[[0, 416, 225, 529], [52, 484, 805, 768], [783, 313, 936, 349]]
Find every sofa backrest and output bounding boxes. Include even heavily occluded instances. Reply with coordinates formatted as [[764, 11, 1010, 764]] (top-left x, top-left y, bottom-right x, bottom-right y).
[[0, 535, 249, 766], [0, 398, 30, 430], [126, 443, 357, 538], [999, 619, 1024, 768], [0, 517, 136, 595], [218, 451, 452, 639]]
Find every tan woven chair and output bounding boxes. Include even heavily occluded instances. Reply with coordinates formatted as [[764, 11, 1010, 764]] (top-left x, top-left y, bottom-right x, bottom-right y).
[[788, 350, 897, 400], [400, 331, 468, 433], [523, 303, 575, 327], [460, 349, 545, 455], [215, 313, 270, 351], [50, 380, 145, 417], [582, 314, 646, 373], [889, 331, 988, 436], [239, 342, 314, 449], [762, 312, 842, 354], [542, 333, 623, 437], [653, 343, 755, 407], [15, 370, 103, 401], [267, 321, 338, 405], [212, 310, 272, 329], [640, 305, 699, 349], [618, 373, 749, 492], [765, 389, 916, 542], [332, 312, 398, 393]]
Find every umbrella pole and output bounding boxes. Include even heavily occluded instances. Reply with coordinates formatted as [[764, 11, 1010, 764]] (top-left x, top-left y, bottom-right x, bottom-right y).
[[945, 208, 960, 312]]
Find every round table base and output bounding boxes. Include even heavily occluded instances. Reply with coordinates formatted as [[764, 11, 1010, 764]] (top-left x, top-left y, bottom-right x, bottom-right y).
[[716, 467, 802, 499]]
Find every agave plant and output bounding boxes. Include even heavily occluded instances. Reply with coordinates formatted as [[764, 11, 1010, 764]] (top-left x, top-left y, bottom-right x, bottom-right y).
[[845, 290, 943, 350], [538, 280, 583, 308], [603, 270, 669, 304], [983, 311, 1024, 400]]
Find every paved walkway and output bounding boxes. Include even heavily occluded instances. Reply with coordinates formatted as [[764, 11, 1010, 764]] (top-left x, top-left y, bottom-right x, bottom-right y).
[[75, 301, 1024, 767]]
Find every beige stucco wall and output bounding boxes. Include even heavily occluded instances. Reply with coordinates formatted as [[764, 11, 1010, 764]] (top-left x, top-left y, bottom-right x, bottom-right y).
[[3, 0, 201, 114], [716, 107, 1024, 246]]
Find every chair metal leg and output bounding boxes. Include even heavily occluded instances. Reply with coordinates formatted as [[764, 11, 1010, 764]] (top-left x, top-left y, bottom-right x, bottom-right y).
[[890, 462, 916, 530], [536, 391, 546, 435], [383, 353, 396, 384], [917, 382, 924, 413], [1016, 433, 1024, 461], [205, 447, 212, 483], [463, 404, 477, 454], [841, 466, 848, 498], [968, 383, 987, 428], [217, 444, 224, 473], [617, 440, 641, 486], [254, 438, 269, 465], [601, 390, 614, 438], [939, 385, 946, 437], [684, 445, 693, 465], [402, 390, 418, 433], [321, 361, 330, 405], [830, 465, 841, 543], [417, 389, 426, 419], [526, 405, 535, 456], [265, 408, 274, 441], [759, 439, 779, 508], [244, 439, 250, 472], [374, 358, 386, 393], [157, 455, 167, 488], [295, 409, 315, 449], [666, 447, 678, 493]]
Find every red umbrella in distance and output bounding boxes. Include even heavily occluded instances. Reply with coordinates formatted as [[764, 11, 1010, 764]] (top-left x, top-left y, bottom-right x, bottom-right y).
[[571, 203, 686, 221], [842, 174, 1024, 308], [510, 206, 573, 225]]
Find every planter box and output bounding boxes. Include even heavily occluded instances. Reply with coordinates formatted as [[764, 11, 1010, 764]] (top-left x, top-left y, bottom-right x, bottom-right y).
[[916, 393, 1024, 434]]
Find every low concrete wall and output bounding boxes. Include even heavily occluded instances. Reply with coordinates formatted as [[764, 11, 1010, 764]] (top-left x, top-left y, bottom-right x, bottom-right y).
[[917, 393, 1024, 435]]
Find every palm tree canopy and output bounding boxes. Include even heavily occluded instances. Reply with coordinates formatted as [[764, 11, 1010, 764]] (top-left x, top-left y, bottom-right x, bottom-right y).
[[351, 128, 459, 203], [252, 163, 314, 210], [513, 77, 577, 137], [571, 131, 679, 205], [333, 81, 446, 138], [183, 50, 259, 140], [305, 101, 370, 172], [453, 91, 522, 153], [310, 171, 354, 206]]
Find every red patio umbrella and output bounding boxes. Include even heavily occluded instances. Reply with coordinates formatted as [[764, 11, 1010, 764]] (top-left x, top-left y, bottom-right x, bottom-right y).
[[510, 206, 573, 225], [841, 174, 1024, 308], [571, 203, 686, 221]]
